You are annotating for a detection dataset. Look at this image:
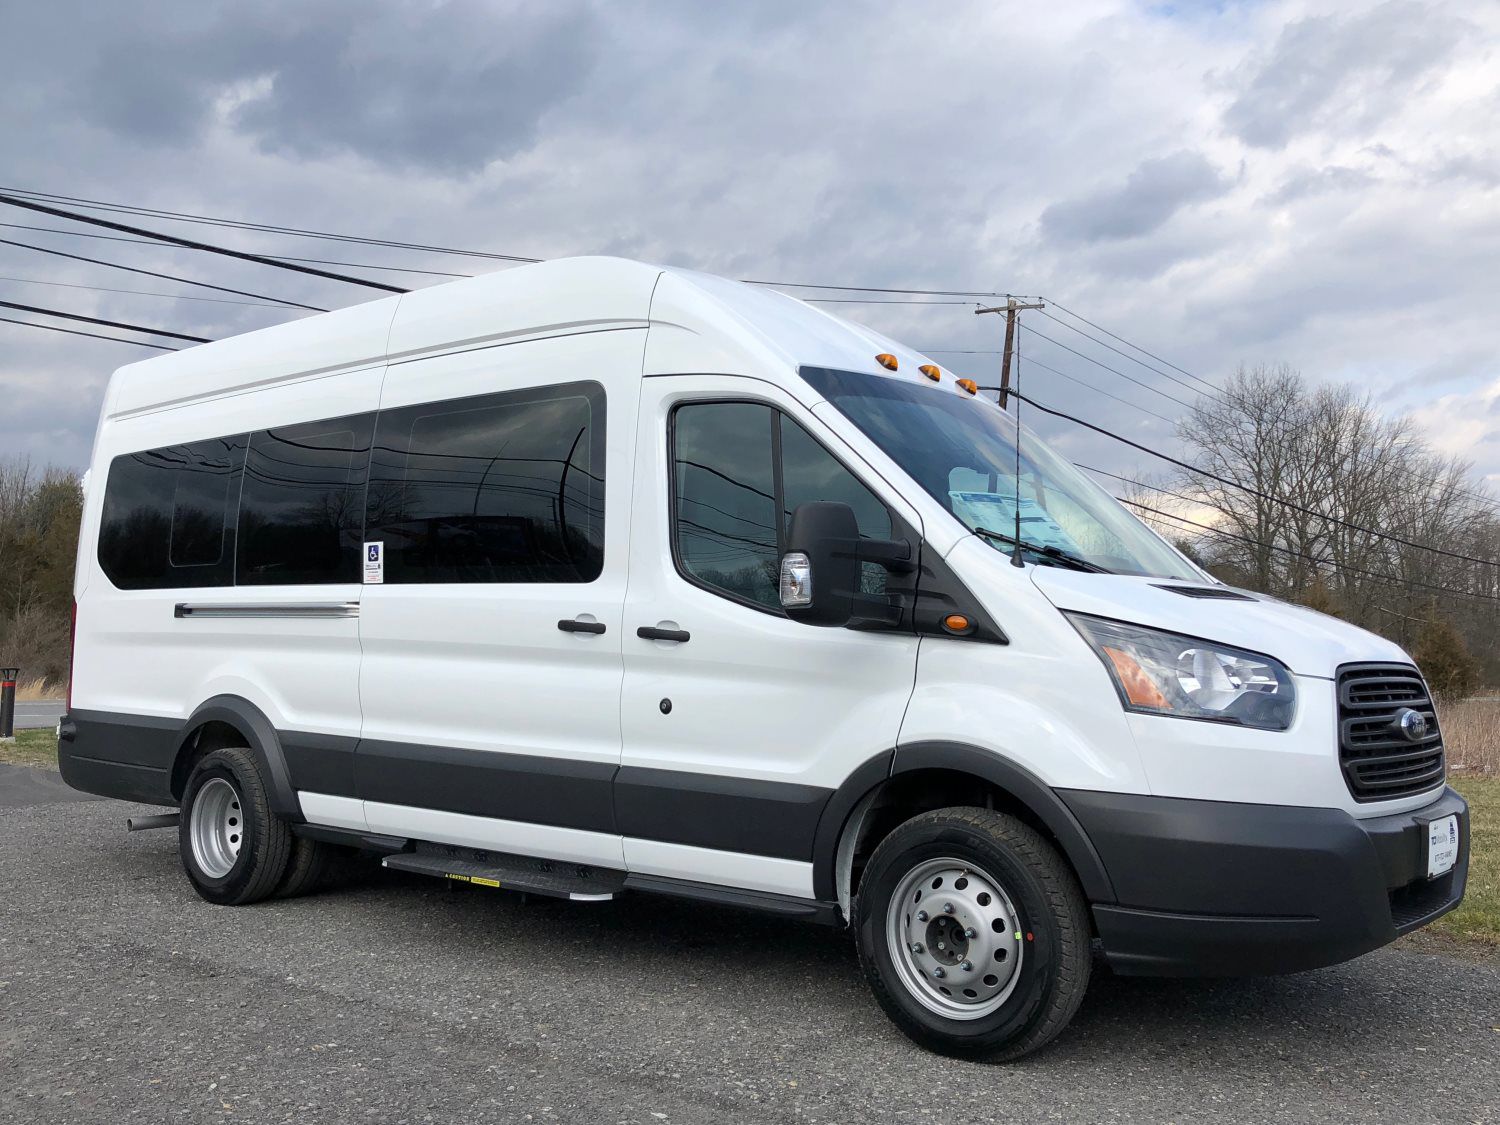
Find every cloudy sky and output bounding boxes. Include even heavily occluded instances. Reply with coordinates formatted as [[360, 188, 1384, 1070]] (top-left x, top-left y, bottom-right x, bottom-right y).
[[2, 0, 1497, 491]]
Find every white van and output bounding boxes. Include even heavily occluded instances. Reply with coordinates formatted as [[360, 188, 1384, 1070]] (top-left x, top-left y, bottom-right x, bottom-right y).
[[61, 257, 1468, 1060]]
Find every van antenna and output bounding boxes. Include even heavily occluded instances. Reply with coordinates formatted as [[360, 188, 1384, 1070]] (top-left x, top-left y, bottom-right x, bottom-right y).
[[1009, 324, 1025, 568]]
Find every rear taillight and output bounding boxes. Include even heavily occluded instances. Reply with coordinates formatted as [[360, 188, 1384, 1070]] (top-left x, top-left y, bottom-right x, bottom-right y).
[[66, 599, 77, 712]]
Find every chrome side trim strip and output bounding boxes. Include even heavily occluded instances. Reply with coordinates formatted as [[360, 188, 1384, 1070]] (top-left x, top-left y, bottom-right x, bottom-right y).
[[174, 601, 360, 619]]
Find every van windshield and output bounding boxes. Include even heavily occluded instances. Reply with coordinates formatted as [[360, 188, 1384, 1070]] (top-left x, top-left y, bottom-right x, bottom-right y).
[[799, 367, 1198, 579]]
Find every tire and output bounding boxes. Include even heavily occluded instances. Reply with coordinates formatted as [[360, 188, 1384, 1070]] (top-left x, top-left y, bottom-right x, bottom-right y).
[[178, 746, 292, 905], [854, 807, 1091, 1062], [276, 834, 338, 898]]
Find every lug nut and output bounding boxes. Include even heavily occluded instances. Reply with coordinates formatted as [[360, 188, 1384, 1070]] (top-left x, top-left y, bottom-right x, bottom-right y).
[[911, 942, 924, 954], [943, 903, 955, 915], [964, 927, 977, 940], [932, 967, 946, 979], [960, 960, 973, 972], [916, 910, 929, 922]]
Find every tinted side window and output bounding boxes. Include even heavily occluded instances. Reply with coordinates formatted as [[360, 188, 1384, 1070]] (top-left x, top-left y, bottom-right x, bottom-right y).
[[779, 416, 892, 595], [237, 414, 374, 585], [671, 404, 892, 610], [99, 436, 245, 589], [673, 403, 779, 608], [366, 382, 604, 584]]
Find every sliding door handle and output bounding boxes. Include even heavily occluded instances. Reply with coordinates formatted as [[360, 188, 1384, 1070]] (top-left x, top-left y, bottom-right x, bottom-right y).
[[636, 625, 691, 643], [558, 618, 607, 635]]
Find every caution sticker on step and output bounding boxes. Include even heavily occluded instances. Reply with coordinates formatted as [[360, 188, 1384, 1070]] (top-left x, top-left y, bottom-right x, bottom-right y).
[[363, 541, 384, 584]]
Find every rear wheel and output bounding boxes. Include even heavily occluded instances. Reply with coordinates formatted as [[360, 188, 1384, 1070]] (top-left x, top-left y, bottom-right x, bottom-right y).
[[179, 746, 291, 905], [855, 807, 1091, 1061]]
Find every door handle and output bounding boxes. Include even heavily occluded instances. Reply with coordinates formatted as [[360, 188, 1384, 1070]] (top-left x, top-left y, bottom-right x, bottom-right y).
[[558, 618, 607, 635], [636, 625, 691, 643]]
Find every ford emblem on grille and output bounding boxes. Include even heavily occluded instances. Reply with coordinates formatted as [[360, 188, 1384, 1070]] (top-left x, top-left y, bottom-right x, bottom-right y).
[[1395, 707, 1429, 742]]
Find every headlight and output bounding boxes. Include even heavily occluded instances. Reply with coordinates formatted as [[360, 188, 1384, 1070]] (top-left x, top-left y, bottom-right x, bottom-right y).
[[1066, 614, 1296, 731]]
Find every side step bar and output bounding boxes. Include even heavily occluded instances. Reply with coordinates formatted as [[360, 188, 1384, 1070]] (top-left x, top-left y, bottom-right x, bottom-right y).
[[383, 842, 625, 902]]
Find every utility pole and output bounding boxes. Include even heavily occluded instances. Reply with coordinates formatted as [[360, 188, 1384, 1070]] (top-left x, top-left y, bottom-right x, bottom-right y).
[[975, 298, 1044, 409]]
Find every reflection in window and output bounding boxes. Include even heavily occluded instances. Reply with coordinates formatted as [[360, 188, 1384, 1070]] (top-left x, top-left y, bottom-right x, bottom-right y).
[[99, 437, 245, 589], [237, 415, 373, 585], [674, 403, 779, 607], [365, 382, 605, 584]]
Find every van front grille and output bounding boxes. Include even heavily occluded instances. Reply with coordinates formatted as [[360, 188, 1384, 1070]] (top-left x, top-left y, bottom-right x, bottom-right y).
[[1337, 664, 1445, 802]]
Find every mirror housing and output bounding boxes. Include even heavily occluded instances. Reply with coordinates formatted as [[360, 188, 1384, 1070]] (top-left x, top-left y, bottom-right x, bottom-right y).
[[781, 501, 912, 627]]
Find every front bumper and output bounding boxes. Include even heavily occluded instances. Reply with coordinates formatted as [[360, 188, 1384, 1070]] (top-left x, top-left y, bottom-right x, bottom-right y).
[[1059, 786, 1469, 977]]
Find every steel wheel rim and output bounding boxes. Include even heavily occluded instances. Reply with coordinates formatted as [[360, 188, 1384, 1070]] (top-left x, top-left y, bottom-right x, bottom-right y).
[[885, 856, 1024, 1020], [190, 777, 245, 879]]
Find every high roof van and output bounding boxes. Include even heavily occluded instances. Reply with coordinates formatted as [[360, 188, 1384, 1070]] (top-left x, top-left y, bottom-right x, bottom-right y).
[[61, 257, 1468, 1060]]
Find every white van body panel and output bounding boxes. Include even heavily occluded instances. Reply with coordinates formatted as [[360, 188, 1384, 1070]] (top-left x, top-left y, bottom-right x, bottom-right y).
[[1028, 568, 1412, 678], [73, 363, 382, 742], [107, 297, 398, 418], [384, 256, 655, 361], [898, 536, 1153, 795]]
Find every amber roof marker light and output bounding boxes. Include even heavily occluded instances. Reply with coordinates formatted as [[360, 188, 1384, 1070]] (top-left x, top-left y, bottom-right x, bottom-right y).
[[956, 378, 979, 396], [919, 364, 942, 382], [875, 353, 898, 371]]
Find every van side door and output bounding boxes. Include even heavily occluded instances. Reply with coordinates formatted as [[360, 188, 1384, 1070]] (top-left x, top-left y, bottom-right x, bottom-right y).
[[617, 375, 922, 899], [355, 331, 641, 869]]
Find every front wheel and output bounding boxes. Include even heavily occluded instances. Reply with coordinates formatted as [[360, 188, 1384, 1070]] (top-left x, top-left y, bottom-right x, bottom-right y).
[[854, 808, 1091, 1061]]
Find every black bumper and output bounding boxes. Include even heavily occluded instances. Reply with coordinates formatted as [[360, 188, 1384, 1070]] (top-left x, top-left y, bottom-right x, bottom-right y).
[[1059, 786, 1469, 977]]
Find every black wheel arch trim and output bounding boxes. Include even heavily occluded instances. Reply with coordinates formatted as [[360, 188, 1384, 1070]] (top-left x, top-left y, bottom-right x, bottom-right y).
[[179, 695, 303, 822], [812, 741, 1118, 905]]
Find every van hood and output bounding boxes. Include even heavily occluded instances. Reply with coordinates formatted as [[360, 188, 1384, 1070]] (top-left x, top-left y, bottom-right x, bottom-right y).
[[1028, 569, 1411, 679]]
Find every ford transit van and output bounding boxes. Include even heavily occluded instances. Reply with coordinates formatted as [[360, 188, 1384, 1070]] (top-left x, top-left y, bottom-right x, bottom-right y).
[[60, 257, 1469, 1059]]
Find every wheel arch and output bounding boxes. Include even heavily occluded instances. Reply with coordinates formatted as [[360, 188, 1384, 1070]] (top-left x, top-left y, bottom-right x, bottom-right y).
[[814, 741, 1117, 915], [171, 695, 303, 821]]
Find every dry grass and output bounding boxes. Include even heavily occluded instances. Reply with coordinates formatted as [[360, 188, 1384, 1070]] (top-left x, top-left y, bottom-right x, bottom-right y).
[[15, 674, 63, 702], [1440, 696, 1500, 777], [0, 727, 59, 768]]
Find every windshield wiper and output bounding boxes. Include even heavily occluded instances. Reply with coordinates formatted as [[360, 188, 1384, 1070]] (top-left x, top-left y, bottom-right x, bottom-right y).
[[972, 527, 1111, 573]]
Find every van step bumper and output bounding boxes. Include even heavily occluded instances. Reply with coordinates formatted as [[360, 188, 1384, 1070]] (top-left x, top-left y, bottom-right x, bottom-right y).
[[382, 843, 625, 901]]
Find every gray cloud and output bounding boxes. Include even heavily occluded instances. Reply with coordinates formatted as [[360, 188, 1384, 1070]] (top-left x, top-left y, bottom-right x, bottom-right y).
[[1039, 151, 1231, 244], [1, 0, 1498, 486], [1223, 1, 1468, 150]]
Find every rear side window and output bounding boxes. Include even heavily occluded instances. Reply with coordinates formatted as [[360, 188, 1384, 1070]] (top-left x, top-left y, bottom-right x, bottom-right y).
[[365, 381, 605, 584], [236, 414, 374, 585], [99, 436, 246, 589], [672, 403, 891, 610]]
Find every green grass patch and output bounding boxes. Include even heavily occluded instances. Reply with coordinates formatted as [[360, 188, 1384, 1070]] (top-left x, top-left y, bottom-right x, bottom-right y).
[[0, 727, 59, 768], [1432, 775, 1499, 948]]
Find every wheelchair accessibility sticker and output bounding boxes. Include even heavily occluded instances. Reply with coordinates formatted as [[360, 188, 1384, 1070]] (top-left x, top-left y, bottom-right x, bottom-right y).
[[363, 541, 384, 584]]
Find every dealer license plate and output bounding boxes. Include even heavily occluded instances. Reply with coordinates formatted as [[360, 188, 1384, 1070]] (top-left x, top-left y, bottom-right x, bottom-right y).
[[1426, 814, 1459, 880]]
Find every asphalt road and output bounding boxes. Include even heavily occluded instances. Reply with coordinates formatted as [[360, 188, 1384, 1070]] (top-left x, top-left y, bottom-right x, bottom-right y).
[[3, 769, 1498, 1124], [12, 700, 64, 730]]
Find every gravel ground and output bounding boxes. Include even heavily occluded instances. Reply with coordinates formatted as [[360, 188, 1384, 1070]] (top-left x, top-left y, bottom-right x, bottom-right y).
[[2, 772, 1498, 1124]]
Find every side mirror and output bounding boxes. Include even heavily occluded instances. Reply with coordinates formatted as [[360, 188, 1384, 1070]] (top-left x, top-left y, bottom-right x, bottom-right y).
[[780, 501, 861, 626], [780, 501, 914, 627]]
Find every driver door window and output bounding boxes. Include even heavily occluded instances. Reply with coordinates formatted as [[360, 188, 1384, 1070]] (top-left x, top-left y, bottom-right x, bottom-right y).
[[672, 402, 890, 611]]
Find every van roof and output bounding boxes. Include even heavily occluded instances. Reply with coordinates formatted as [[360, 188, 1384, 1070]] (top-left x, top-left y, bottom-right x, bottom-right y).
[[103, 255, 940, 418]]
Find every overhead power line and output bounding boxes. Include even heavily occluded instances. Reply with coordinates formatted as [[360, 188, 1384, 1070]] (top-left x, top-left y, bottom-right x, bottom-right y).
[[0, 274, 290, 309], [0, 236, 326, 311], [0, 186, 538, 267], [1117, 495, 1500, 606], [1012, 389, 1500, 569], [1043, 298, 1223, 395], [1033, 306, 1224, 402], [0, 314, 178, 351], [0, 223, 471, 278], [1019, 322, 1197, 411], [0, 300, 212, 344], [0, 192, 407, 295]]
